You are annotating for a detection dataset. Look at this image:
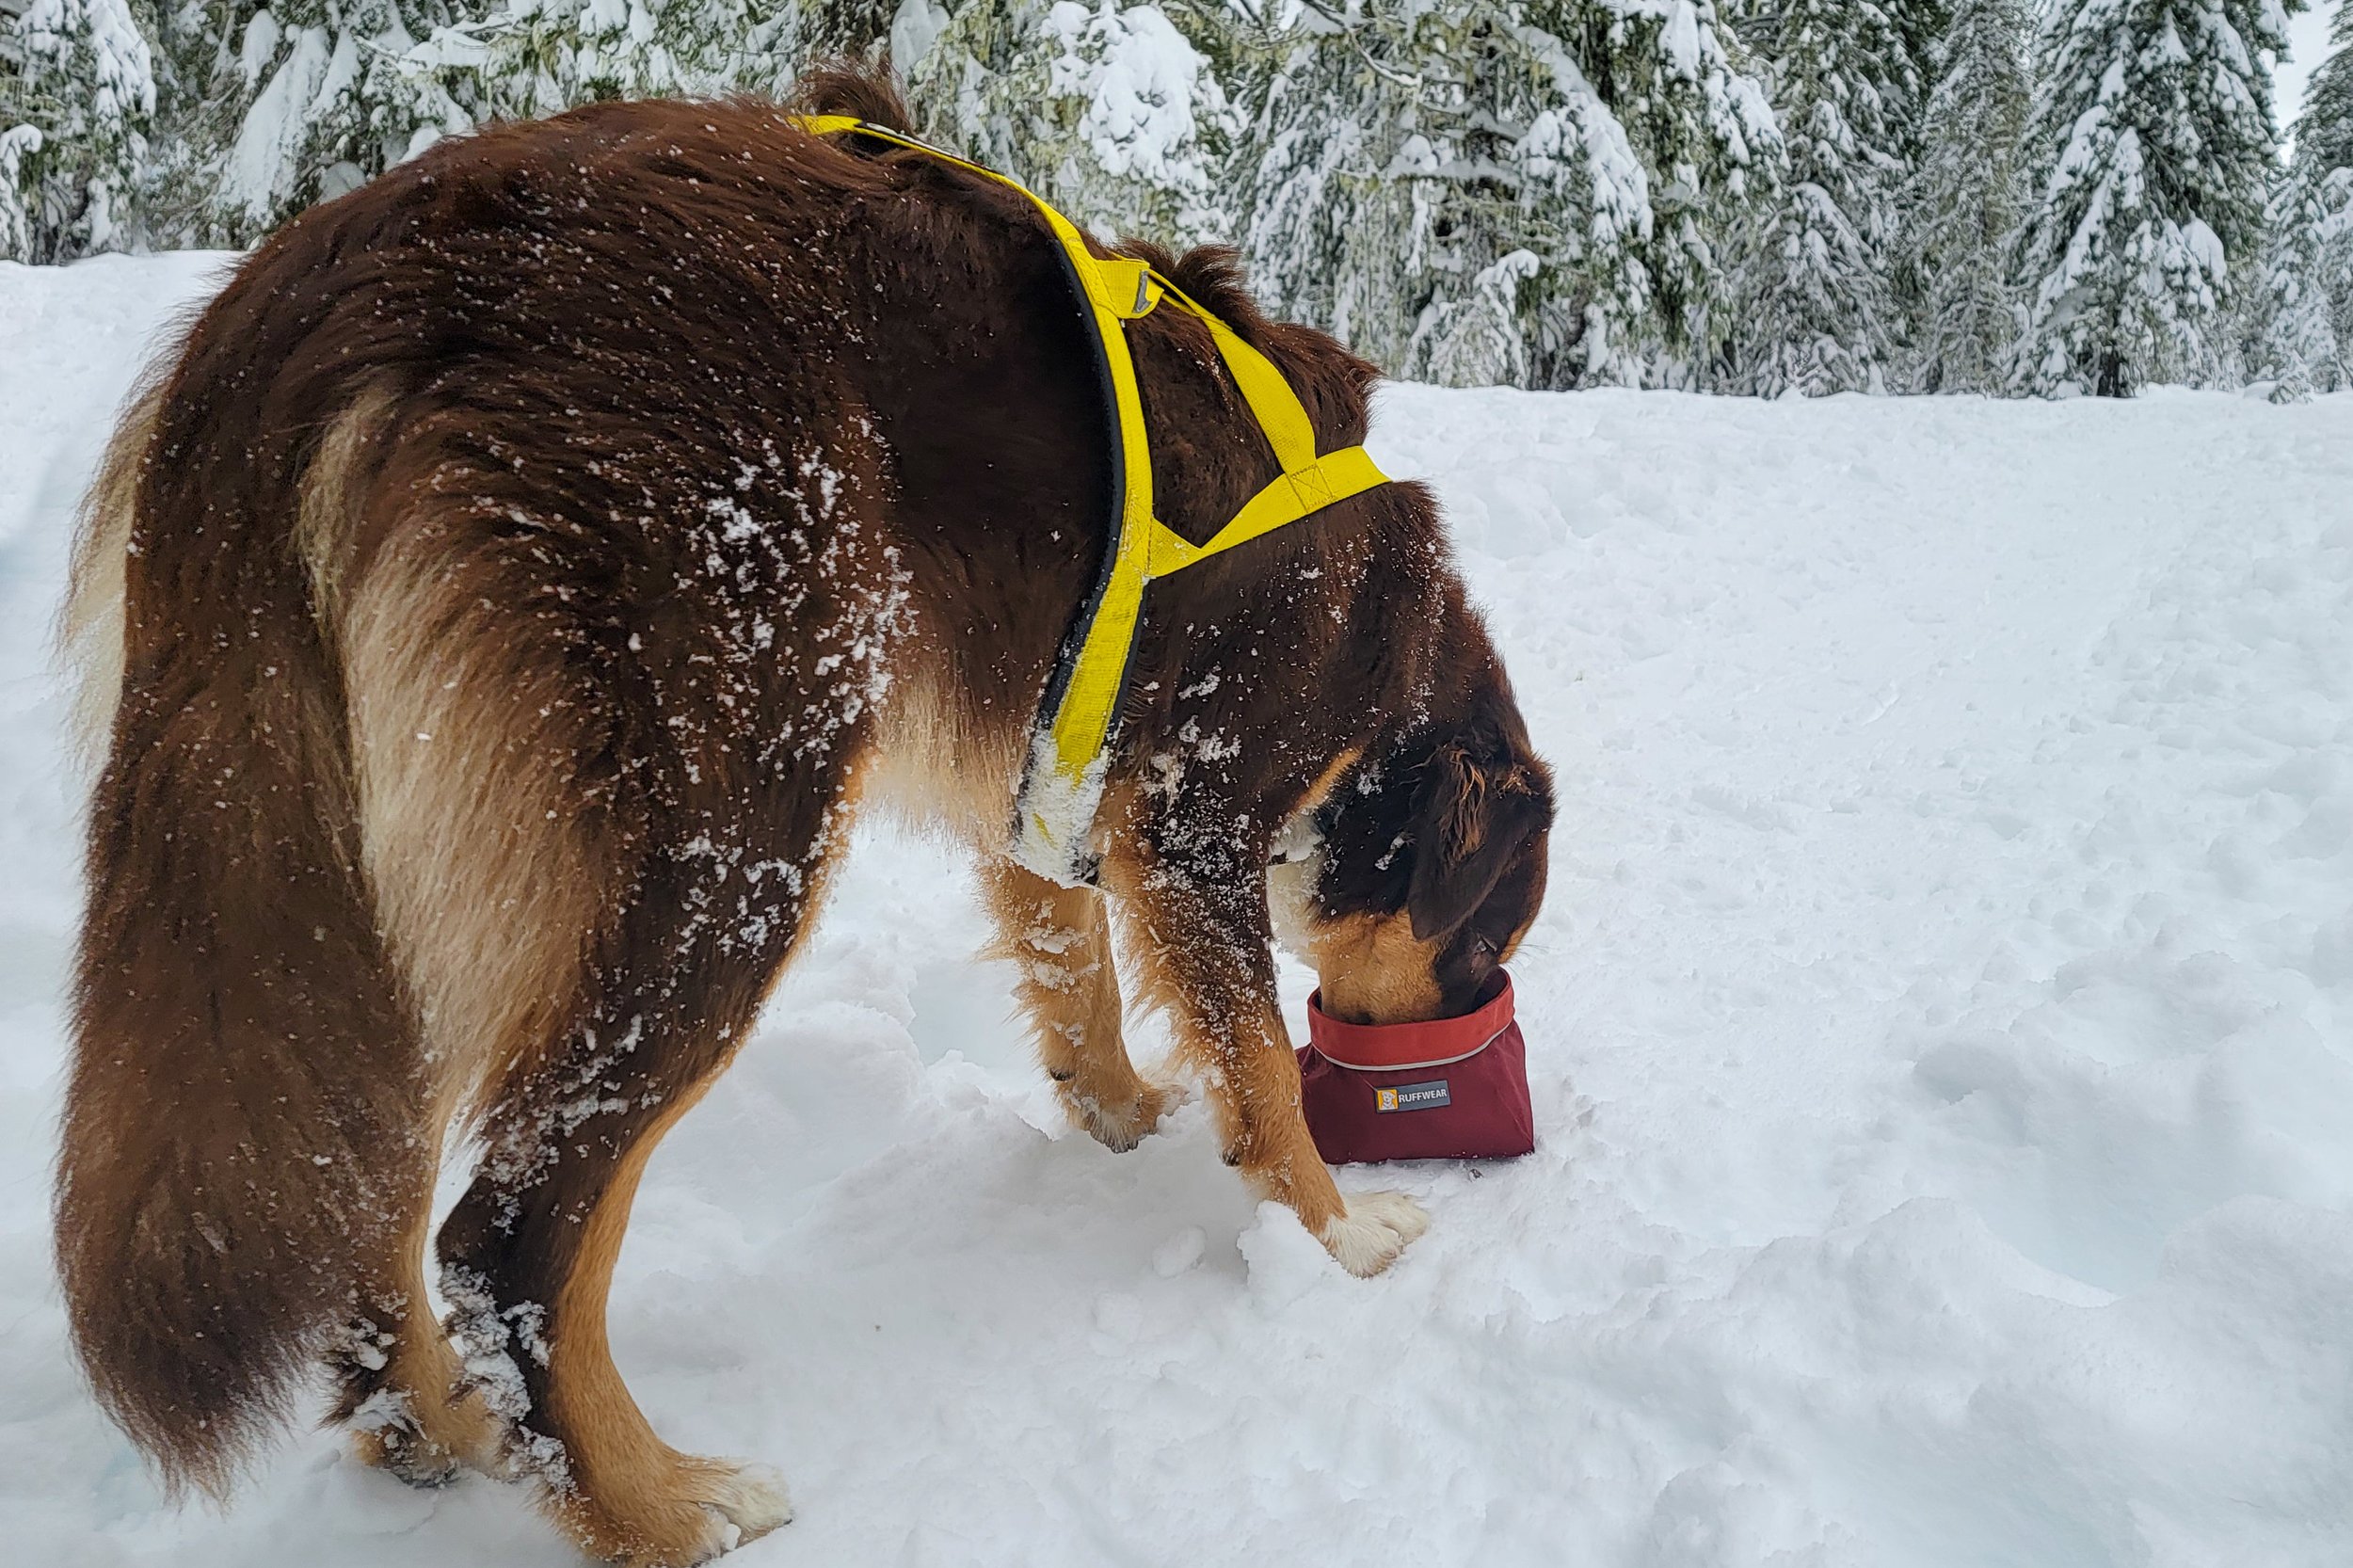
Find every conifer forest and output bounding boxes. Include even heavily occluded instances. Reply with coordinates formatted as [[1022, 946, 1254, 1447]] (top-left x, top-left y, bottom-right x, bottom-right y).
[[5, 0, 2349, 398]]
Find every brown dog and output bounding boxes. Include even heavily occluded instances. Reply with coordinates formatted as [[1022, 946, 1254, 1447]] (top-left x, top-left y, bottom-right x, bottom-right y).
[[56, 67, 1552, 1566]]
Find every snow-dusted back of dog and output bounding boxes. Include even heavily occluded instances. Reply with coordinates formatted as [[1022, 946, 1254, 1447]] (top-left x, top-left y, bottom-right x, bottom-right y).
[[55, 68, 1551, 1566]]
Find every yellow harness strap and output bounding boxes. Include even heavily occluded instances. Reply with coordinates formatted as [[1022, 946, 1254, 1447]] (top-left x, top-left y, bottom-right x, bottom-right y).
[[792, 116, 1392, 883]]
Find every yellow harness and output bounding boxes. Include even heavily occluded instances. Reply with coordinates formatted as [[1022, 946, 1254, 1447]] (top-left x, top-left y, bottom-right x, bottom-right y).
[[793, 117, 1390, 884]]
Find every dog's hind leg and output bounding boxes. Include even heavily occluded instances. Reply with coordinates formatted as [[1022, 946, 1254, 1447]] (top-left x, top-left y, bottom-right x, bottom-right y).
[[979, 859, 1168, 1150], [328, 1146, 506, 1485], [335, 500, 855, 1558], [396, 596, 879, 1565], [433, 803, 840, 1565]]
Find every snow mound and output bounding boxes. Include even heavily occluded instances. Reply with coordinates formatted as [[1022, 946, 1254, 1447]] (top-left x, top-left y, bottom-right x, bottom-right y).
[[4, 255, 2352, 1565]]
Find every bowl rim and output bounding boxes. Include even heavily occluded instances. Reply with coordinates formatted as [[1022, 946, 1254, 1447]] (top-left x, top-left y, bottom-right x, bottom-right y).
[[1305, 969, 1515, 1072]]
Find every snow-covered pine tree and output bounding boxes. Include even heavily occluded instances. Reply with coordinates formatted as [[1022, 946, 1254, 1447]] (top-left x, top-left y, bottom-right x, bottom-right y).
[[142, 0, 804, 245], [892, 0, 1235, 250], [2300, 0, 2353, 178], [4, 0, 44, 256], [1237, 2, 1505, 382], [2010, 0, 2301, 396], [2258, 0, 2353, 391], [1236, 0, 1778, 389], [1, 0, 154, 260], [1719, 0, 1920, 394], [793, 0, 891, 56], [404, 0, 797, 127], [1227, 4, 1415, 375], [111, 1, 232, 245], [0, 121, 36, 261], [2245, 171, 2339, 394], [1900, 0, 2029, 391], [126, 0, 480, 245]]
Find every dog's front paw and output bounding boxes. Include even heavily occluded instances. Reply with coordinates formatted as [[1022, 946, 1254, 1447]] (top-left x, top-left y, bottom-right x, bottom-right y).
[[688, 1459, 794, 1557], [1060, 1075, 1172, 1153], [1319, 1191, 1429, 1277]]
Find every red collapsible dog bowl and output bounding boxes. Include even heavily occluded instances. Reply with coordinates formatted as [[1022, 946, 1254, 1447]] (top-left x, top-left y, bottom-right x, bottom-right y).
[[1296, 971, 1534, 1164]]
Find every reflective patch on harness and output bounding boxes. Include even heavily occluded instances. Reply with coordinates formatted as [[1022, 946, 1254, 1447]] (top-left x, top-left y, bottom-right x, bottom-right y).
[[1374, 1080, 1450, 1112]]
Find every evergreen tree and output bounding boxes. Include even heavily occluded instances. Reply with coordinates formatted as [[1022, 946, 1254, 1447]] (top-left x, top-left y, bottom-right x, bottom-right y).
[[1, 0, 154, 260], [784, 0, 888, 56], [1900, 0, 2029, 391], [129, 0, 477, 244], [1890, 0, 1947, 177], [118, 0, 244, 245], [10, 0, 2340, 398], [2245, 171, 2340, 394], [2010, 0, 2301, 396], [2299, 0, 2353, 178], [408, 0, 798, 126], [124, 0, 802, 244], [0, 123, 36, 259], [898, 0, 1236, 248], [1720, 0, 1920, 394], [1236, 0, 1779, 389], [2263, 0, 2353, 390]]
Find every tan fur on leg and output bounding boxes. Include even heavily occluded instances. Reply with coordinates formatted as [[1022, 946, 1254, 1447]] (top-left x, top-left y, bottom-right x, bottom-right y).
[[536, 1091, 792, 1568], [1205, 1014, 1425, 1276], [344, 1186, 507, 1486], [1103, 850, 1423, 1274], [979, 859, 1167, 1150], [1203, 997, 1348, 1235], [349, 1353, 506, 1487]]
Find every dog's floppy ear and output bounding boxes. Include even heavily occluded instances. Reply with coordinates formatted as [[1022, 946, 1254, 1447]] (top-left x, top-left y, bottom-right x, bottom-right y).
[[1406, 742, 1551, 941]]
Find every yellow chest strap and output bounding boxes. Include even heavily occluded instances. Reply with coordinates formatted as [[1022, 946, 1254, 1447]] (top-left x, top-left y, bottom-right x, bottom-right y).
[[792, 116, 1391, 884]]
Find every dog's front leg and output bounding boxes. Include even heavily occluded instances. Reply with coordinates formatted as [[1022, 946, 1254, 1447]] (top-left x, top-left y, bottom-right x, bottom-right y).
[[1102, 827, 1429, 1276], [979, 857, 1169, 1150]]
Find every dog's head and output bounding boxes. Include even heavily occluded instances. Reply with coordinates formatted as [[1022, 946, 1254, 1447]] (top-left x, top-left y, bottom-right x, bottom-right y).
[[1275, 679, 1554, 1025]]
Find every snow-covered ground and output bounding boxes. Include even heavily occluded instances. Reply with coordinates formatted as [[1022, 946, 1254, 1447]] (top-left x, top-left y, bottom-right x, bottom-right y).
[[5, 253, 2353, 1567]]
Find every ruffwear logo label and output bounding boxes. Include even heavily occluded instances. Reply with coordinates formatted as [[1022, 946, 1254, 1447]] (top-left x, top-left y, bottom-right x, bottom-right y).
[[1373, 1080, 1450, 1112]]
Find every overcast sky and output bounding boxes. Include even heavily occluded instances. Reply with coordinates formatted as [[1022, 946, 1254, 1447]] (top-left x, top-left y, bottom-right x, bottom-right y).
[[2281, 4, 2338, 142]]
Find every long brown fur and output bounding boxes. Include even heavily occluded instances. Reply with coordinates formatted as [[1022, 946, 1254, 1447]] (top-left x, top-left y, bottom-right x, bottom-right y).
[[56, 66, 1553, 1564]]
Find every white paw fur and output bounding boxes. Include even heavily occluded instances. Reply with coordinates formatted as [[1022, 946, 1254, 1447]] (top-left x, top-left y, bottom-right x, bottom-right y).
[[1319, 1191, 1430, 1277], [695, 1460, 793, 1555], [1059, 1078, 1169, 1153]]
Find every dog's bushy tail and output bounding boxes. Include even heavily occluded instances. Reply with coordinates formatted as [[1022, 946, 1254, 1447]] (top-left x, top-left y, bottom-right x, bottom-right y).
[[56, 312, 428, 1496]]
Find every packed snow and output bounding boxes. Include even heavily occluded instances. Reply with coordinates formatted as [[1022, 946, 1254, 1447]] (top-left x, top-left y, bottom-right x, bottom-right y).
[[5, 252, 2353, 1566]]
